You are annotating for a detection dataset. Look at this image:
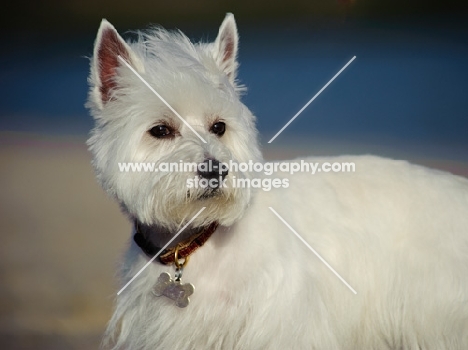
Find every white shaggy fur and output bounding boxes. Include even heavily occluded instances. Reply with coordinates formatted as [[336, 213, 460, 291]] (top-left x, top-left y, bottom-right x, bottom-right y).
[[87, 14, 468, 349]]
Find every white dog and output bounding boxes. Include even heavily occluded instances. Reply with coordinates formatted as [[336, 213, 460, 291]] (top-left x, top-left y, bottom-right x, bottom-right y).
[[87, 14, 468, 349]]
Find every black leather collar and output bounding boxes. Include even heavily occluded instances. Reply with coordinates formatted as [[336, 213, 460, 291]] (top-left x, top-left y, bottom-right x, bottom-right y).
[[133, 221, 219, 265]]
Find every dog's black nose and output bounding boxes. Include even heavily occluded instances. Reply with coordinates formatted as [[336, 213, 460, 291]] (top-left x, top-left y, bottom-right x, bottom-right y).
[[198, 159, 228, 180]]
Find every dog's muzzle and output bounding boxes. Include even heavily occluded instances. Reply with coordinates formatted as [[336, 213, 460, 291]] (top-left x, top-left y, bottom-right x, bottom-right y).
[[197, 158, 228, 190]]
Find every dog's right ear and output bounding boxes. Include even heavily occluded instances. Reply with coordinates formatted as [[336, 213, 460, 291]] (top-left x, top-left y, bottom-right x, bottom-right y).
[[90, 19, 142, 110], [213, 13, 239, 86]]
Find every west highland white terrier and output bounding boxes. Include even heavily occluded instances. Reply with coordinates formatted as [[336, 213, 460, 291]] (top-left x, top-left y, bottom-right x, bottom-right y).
[[87, 14, 468, 349]]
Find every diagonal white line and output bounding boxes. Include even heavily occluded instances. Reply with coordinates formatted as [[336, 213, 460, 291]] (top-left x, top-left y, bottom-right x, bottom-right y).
[[268, 56, 356, 143], [268, 207, 357, 294], [117, 55, 207, 144], [117, 207, 207, 295]]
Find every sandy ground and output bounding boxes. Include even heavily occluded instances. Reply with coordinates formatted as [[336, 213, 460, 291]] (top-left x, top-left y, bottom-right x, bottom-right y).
[[0, 131, 467, 349], [0, 133, 129, 349]]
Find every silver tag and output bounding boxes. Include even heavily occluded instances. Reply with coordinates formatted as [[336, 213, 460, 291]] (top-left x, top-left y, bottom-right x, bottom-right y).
[[153, 272, 194, 308]]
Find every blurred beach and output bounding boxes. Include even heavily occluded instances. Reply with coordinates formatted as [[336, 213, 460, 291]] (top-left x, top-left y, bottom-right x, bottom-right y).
[[0, 133, 129, 348], [1, 1, 467, 348]]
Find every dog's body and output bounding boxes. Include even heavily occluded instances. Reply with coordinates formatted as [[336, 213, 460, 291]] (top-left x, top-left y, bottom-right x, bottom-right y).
[[87, 14, 468, 349]]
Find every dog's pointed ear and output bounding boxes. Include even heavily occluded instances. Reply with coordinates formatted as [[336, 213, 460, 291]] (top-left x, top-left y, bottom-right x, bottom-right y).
[[213, 13, 239, 85], [90, 19, 142, 109]]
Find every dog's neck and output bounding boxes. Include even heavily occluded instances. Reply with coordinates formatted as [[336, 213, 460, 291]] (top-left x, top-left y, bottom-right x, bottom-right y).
[[133, 220, 219, 265]]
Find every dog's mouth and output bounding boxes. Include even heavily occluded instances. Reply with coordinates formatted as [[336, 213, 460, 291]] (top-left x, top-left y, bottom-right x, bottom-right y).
[[185, 186, 223, 201], [197, 187, 221, 200]]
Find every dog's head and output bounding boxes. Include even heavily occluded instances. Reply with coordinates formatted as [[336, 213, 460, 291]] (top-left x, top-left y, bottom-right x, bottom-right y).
[[87, 14, 262, 230]]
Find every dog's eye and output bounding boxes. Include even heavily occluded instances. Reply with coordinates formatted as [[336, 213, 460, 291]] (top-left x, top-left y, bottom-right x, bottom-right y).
[[210, 122, 226, 137], [149, 125, 173, 138]]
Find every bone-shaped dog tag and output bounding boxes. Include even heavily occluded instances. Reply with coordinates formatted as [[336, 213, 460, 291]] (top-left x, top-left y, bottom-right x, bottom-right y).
[[153, 272, 194, 308]]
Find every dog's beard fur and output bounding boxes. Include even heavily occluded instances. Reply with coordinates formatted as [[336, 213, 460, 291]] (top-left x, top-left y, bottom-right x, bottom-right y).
[[87, 13, 468, 350]]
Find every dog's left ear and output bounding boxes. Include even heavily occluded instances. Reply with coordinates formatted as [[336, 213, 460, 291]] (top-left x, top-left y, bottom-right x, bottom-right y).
[[213, 13, 239, 85]]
